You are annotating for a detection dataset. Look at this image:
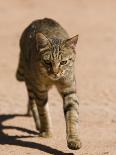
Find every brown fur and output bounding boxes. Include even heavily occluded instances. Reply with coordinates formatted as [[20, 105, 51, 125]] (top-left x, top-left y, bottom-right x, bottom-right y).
[[16, 18, 81, 150]]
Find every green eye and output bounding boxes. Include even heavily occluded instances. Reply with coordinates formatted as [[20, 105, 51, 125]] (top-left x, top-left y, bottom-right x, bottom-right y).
[[60, 60, 67, 65]]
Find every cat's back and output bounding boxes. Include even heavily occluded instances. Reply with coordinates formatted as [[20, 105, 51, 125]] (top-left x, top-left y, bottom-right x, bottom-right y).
[[36, 18, 69, 39], [20, 18, 69, 49], [28, 18, 68, 38]]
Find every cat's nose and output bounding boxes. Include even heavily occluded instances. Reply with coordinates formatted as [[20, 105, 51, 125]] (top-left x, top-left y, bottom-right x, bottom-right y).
[[52, 63, 59, 74], [53, 67, 59, 74]]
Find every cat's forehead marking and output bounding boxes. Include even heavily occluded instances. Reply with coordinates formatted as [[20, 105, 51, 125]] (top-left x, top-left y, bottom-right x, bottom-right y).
[[50, 37, 62, 53], [51, 38, 61, 45]]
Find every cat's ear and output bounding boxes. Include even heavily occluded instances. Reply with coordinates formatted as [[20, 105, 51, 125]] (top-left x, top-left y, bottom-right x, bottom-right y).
[[36, 33, 51, 50], [64, 35, 79, 49]]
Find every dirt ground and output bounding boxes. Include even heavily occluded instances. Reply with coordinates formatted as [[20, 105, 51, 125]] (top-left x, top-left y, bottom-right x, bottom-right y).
[[0, 0, 116, 154]]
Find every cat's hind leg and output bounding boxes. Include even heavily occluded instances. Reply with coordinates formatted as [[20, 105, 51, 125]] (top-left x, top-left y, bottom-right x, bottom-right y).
[[26, 84, 40, 130], [27, 99, 32, 116]]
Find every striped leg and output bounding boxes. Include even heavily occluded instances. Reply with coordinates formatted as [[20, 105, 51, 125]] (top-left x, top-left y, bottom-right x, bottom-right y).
[[26, 85, 40, 130], [61, 90, 82, 150], [35, 92, 52, 137]]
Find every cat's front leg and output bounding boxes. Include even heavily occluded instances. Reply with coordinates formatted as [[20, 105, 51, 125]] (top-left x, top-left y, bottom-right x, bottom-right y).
[[35, 91, 52, 138], [60, 89, 82, 150]]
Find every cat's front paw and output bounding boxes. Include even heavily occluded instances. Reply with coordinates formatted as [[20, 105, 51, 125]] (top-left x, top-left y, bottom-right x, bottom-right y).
[[67, 136, 82, 150], [39, 131, 52, 138]]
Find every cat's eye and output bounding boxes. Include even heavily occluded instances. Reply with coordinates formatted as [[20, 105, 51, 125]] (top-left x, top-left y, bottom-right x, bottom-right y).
[[44, 60, 51, 65], [60, 60, 67, 65]]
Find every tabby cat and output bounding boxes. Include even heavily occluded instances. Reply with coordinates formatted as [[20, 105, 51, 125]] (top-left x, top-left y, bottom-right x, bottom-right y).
[[16, 18, 81, 150]]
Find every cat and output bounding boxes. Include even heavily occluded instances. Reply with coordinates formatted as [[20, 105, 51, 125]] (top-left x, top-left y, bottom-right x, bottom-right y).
[[16, 18, 81, 150]]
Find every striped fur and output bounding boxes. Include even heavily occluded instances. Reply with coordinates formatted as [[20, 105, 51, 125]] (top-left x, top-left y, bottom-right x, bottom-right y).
[[16, 18, 81, 149]]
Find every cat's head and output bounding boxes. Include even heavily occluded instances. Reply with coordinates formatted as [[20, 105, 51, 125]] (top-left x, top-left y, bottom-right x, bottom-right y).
[[36, 33, 78, 80]]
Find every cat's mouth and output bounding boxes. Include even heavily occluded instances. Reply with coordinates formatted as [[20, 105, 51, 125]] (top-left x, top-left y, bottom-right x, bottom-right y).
[[49, 73, 62, 80], [47, 70, 65, 80]]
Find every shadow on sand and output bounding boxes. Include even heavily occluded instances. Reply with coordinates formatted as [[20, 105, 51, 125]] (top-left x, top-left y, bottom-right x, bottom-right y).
[[0, 114, 74, 155]]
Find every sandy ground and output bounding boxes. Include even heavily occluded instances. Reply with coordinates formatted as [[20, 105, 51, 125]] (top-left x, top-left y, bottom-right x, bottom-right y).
[[0, 0, 116, 154]]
